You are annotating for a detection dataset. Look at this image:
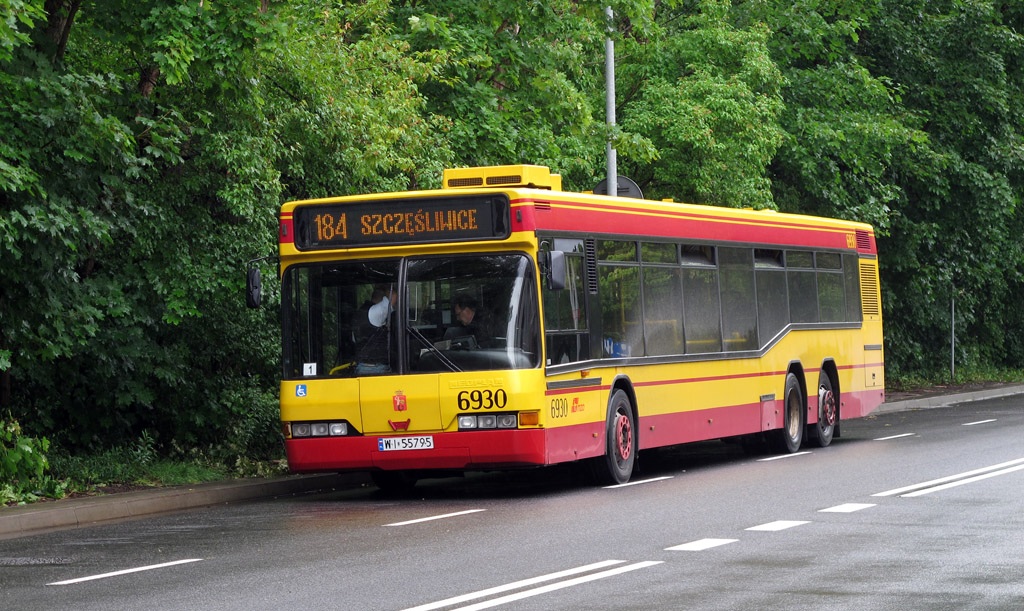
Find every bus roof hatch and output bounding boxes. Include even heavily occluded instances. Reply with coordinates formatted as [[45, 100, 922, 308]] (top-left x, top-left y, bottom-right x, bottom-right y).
[[443, 165, 562, 191]]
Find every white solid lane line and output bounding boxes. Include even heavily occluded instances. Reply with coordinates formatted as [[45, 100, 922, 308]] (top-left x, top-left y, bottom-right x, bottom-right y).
[[745, 520, 810, 532], [962, 419, 997, 426], [400, 560, 626, 611], [604, 476, 674, 489], [874, 433, 915, 441], [872, 457, 1024, 497], [435, 561, 663, 611], [385, 509, 485, 526], [901, 464, 1024, 497], [665, 538, 739, 551], [48, 559, 203, 586], [819, 503, 876, 513], [757, 451, 812, 462]]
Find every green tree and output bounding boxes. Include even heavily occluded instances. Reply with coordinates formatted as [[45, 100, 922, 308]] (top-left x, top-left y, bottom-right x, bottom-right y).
[[739, 0, 936, 233], [618, 0, 785, 208], [390, 0, 638, 189], [1, 1, 445, 454], [860, 1, 1024, 377]]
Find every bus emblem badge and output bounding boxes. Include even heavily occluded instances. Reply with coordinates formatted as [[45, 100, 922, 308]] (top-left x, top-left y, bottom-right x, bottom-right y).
[[393, 392, 407, 411], [389, 419, 411, 431]]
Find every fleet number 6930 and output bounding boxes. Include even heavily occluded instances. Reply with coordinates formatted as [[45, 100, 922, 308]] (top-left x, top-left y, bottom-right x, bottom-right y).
[[457, 389, 508, 410]]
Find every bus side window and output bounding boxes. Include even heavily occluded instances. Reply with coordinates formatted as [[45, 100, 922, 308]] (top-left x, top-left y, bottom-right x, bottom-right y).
[[543, 252, 589, 364]]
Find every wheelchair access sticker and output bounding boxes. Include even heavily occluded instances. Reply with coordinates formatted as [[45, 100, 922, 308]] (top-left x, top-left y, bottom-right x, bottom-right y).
[[296, 384, 307, 397]]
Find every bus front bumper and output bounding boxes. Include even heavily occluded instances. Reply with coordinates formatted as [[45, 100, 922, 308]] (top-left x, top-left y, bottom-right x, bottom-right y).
[[285, 429, 559, 473]]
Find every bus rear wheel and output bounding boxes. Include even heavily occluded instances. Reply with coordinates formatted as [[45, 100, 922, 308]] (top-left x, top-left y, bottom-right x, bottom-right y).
[[769, 373, 805, 454], [808, 371, 837, 447], [595, 390, 636, 485]]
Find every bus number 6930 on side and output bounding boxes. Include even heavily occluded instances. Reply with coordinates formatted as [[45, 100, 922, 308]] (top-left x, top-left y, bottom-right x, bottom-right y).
[[457, 389, 508, 410], [550, 397, 570, 418]]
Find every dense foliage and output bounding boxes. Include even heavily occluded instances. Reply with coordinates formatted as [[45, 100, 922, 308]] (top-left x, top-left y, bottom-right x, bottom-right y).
[[0, 1, 1021, 465]]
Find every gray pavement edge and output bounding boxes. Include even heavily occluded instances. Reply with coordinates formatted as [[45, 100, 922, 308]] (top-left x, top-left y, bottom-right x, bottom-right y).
[[0, 472, 369, 540], [3, 384, 1023, 540]]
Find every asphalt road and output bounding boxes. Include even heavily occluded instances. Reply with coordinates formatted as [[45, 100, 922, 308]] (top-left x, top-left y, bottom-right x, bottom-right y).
[[2, 396, 1022, 610]]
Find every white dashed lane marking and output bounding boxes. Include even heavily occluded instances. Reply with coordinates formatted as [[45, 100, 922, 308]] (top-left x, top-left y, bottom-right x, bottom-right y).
[[874, 433, 915, 441], [48, 559, 203, 586], [385, 509, 486, 527], [819, 503, 876, 513], [745, 520, 810, 532], [665, 538, 739, 552]]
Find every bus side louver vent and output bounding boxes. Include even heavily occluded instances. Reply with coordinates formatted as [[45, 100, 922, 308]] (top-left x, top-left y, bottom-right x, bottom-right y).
[[486, 175, 522, 186], [860, 261, 881, 316], [585, 239, 598, 295], [448, 177, 484, 188], [856, 230, 871, 250]]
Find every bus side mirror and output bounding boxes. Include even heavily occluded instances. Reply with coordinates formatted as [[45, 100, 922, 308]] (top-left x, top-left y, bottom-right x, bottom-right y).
[[246, 267, 262, 308], [545, 250, 566, 291]]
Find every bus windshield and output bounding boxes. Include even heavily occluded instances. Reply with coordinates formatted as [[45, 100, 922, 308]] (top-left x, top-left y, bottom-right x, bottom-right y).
[[282, 254, 540, 379]]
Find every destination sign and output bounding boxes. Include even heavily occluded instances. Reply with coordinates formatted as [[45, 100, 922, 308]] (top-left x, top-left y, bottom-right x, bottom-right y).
[[292, 195, 510, 250]]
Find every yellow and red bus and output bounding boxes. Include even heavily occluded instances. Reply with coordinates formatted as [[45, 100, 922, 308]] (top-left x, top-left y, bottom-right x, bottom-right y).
[[261, 164, 884, 489]]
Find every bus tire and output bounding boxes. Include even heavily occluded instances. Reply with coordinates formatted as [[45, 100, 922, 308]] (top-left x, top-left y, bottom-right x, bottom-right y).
[[770, 373, 805, 453], [808, 371, 837, 447], [597, 389, 636, 485], [371, 470, 418, 495]]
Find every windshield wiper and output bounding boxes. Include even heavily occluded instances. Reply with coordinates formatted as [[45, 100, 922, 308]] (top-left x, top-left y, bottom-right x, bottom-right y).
[[407, 326, 462, 372]]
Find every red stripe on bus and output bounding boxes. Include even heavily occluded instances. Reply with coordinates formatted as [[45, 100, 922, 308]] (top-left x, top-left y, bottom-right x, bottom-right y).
[[511, 198, 872, 252], [544, 362, 884, 396], [512, 197, 858, 234]]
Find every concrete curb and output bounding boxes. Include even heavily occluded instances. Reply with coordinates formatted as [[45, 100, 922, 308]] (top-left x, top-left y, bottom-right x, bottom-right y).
[[874, 384, 1024, 414], [4, 385, 1023, 540], [0, 472, 368, 540]]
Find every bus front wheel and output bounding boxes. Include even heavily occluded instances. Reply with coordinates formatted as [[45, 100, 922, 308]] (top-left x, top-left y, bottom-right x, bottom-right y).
[[596, 390, 636, 485], [769, 373, 805, 453]]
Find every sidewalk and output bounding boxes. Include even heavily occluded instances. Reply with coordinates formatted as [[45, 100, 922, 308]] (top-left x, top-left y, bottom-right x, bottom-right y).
[[874, 382, 1024, 413], [3, 384, 1023, 540], [0, 472, 369, 540]]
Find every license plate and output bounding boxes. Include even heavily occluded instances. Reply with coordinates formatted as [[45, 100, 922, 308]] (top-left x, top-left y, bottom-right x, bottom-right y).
[[377, 436, 434, 451]]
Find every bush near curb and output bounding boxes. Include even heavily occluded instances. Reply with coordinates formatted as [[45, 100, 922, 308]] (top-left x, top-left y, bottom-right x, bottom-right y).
[[1, 416, 64, 504]]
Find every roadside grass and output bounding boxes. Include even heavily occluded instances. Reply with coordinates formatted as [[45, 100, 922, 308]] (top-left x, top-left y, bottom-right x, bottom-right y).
[[17, 433, 289, 505], [888, 365, 1024, 391]]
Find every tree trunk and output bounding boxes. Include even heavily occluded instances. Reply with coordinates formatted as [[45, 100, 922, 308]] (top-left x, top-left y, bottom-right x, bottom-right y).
[[138, 66, 160, 99], [1, 370, 9, 409], [42, 0, 82, 64]]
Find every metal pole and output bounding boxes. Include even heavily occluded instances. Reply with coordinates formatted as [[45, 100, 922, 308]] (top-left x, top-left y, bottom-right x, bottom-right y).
[[951, 293, 955, 382], [605, 6, 617, 196]]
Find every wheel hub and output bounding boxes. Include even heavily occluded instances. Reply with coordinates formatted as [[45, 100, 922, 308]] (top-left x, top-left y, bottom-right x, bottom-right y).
[[819, 387, 836, 426], [615, 413, 632, 461]]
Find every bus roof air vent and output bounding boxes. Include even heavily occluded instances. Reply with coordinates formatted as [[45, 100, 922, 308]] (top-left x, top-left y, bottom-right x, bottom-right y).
[[443, 165, 562, 191]]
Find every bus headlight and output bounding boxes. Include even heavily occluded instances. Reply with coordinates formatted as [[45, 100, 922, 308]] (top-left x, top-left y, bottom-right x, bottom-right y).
[[286, 421, 351, 438], [458, 413, 519, 430], [496, 414, 517, 428]]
